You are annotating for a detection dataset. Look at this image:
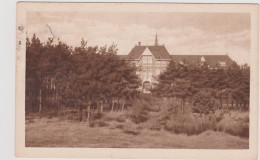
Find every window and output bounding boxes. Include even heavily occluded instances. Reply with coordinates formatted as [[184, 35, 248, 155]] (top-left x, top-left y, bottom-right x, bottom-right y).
[[142, 57, 147, 64], [147, 56, 152, 63], [219, 61, 226, 67]]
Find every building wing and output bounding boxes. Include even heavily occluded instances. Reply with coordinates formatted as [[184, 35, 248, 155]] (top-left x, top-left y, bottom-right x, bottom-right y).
[[171, 55, 234, 67]]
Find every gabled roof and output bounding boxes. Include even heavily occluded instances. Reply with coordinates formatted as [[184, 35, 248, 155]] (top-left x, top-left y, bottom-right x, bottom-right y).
[[148, 46, 171, 59], [127, 46, 146, 60], [127, 45, 171, 60], [170, 55, 234, 67]]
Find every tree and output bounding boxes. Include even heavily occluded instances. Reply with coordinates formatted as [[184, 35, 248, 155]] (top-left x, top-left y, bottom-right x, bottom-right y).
[[26, 34, 44, 113], [153, 61, 192, 114], [192, 90, 216, 116]]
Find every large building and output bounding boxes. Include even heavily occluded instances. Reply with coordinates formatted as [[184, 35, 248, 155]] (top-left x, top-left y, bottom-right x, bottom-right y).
[[119, 34, 234, 92]]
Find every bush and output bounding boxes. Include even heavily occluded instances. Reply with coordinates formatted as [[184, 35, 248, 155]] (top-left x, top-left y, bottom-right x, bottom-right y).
[[240, 123, 249, 138], [91, 120, 109, 127], [130, 99, 149, 124], [116, 124, 125, 129], [145, 105, 160, 112], [116, 116, 126, 123], [92, 112, 103, 120], [98, 121, 109, 127], [123, 128, 140, 135], [102, 114, 115, 121], [192, 90, 216, 115], [217, 118, 249, 138], [164, 114, 215, 135], [130, 110, 149, 124], [146, 119, 161, 131]]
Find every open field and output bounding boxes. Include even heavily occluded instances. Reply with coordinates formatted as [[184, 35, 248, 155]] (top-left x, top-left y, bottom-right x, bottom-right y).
[[26, 114, 249, 149]]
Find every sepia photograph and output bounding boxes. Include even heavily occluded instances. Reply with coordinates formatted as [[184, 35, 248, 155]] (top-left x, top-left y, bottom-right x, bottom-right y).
[[15, 2, 258, 159]]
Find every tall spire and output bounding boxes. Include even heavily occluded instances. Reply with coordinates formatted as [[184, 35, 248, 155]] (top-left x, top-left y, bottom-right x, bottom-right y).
[[155, 32, 158, 46]]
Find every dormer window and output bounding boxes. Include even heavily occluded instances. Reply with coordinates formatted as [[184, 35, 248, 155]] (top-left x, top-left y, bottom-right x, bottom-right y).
[[200, 56, 206, 63], [219, 61, 226, 67]]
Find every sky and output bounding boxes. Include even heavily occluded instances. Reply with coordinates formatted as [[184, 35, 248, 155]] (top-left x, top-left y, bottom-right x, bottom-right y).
[[26, 11, 251, 64]]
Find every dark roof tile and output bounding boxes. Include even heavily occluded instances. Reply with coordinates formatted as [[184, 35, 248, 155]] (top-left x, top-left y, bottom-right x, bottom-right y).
[[148, 46, 171, 59], [126, 45, 171, 60], [127, 46, 146, 60], [170, 55, 234, 67]]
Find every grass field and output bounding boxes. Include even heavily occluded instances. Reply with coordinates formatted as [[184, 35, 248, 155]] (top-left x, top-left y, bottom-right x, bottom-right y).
[[25, 114, 249, 149]]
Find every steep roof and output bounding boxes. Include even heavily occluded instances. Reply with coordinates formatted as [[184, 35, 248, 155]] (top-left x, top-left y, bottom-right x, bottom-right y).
[[148, 46, 171, 59], [170, 55, 234, 67], [127, 45, 171, 60]]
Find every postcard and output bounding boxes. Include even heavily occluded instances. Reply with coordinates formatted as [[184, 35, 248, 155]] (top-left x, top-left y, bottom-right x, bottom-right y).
[[16, 2, 258, 159]]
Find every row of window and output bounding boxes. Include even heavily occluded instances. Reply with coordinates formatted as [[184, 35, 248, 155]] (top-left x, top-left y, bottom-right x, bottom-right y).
[[129, 57, 169, 64], [137, 69, 162, 76]]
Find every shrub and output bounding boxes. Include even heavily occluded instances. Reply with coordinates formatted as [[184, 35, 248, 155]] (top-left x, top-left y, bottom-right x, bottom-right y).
[[116, 116, 126, 123], [217, 117, 249, 138], [239, 123, 249, 138], [123, 128, 140, 135], [136, 126, 143, 130], [192, 90, 216, 115], [102, 114, 115, 121], [91, 120, 109, 127], [164, 114, 215, 135], [92, 112, 103, 120], [116, 124, 125, 129], [131, 110, 149, 124], [130, 99, 149, 124], [98, 121, 109, 127], [145, 105, 160, 112], [67, 115, 81, 121], [146, 119, 161, 131]]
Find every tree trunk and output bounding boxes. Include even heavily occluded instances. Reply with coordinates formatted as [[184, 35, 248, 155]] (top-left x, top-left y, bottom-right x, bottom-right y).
[[96, 100, 99, 111], [79, 105, 83, 121], [38, 89, 42, 113], [121, 100, 125, 111], [236, 97, 239, 110], [180, 100, 182, 114], [100, 101, 103, 113], [183, 98, 185, 114], [231, 99, 234, 109], [117, 98, 120, 112], [76, 103, 80, 115], [226, 98, 229, 110], [111, 100, 114, 112], [220, 97, 223, 109], [87, 103, 91, 126], [56, 89, 59, 113]]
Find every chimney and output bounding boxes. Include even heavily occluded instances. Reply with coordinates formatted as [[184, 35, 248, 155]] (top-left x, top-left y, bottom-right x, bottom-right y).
[[155, 32, 158, 46], [138, 42, 141, 46]]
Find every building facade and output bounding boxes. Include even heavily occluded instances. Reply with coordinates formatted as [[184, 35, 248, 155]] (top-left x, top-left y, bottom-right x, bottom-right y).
[[119, 34, 234, 92], [123, 34, 172, 92]]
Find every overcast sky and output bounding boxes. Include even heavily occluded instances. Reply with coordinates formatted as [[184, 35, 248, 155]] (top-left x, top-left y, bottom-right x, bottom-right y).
[[26, 11, 250, 64]]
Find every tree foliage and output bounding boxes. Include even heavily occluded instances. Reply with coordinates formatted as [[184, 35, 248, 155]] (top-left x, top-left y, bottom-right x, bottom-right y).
[[26, 34, 141, 113], [153, 59, 250, 115]]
